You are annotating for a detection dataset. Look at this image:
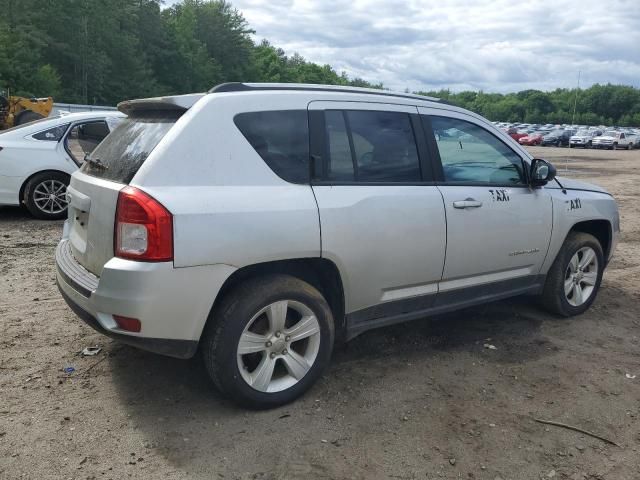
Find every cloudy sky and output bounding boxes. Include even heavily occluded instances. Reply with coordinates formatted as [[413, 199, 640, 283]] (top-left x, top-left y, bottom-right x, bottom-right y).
[[168, 0, 640, 93]]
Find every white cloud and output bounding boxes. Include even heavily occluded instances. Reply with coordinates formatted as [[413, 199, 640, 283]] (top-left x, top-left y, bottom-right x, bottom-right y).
[[168, 0, 640, 92]]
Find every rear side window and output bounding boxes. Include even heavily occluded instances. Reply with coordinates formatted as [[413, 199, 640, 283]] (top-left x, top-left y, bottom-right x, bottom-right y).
[[82, 114, 178, 184], [33, 123, 69, 141], [323, 110, 421, 183], [234, 110, 309, 183]]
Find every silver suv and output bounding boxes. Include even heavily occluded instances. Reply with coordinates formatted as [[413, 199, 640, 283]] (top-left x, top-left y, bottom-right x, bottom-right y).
[[56, 83, 620, 408]]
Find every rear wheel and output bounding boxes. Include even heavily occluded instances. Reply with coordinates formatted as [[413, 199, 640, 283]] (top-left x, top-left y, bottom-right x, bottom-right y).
[[612, 142, 618, 150], [201, 274, 335, 409], [23, 171, 69, 220], [627, 143, 633, 150], [15, 110, 44, 126], [539, 232, 603, 317]]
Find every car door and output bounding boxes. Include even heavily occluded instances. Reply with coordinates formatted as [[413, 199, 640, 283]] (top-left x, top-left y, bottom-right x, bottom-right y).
[[417, 108, 553, 302], [308, 101, 447, 328], [59, 119, 111, 167]]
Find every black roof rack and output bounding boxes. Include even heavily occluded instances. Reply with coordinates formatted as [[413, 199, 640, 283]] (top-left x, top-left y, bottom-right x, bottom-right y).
[[209, 82, 443, 103]]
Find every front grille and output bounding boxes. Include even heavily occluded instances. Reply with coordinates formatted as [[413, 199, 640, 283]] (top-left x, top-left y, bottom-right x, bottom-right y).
[[56, 239, 99, 297]]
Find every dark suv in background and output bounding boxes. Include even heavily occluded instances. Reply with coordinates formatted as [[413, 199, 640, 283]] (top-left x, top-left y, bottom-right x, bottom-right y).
[[541, 129, 575, 147]]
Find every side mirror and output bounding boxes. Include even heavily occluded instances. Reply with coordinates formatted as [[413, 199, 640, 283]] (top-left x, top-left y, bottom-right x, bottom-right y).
[[529, 158, 556, 187]]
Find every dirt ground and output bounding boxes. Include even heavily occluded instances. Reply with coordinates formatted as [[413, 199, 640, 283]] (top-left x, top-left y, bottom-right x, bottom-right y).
[[1, 146, 639, 480]]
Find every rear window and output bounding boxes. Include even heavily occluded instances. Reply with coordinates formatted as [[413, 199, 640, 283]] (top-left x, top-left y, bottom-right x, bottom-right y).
[[82, 114, 178, 183], [234, 110, 309, 183]]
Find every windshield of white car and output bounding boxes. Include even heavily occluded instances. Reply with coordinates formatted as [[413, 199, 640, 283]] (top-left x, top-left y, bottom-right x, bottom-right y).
[[575, 130, 590, 136], [603, 131, 618, 137]]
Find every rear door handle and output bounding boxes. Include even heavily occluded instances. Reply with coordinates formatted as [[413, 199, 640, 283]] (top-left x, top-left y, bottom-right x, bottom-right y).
[[453, 198, 483, 209]]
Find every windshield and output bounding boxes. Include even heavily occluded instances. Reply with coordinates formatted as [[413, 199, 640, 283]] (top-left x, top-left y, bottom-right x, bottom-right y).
[[603, 130, 618, 137], [575, 130, 589, 136], [547, 130, 563, 136], [82, 113, 179, 183]]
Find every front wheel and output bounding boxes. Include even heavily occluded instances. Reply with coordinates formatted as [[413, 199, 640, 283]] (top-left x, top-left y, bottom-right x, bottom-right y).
[[539, 232, 604, 317], [23, 171, 70, 220], [201, 274, 335, 409]]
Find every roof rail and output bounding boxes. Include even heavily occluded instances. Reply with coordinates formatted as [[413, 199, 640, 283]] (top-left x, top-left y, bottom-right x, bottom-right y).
[[209, 82, 442, 103]]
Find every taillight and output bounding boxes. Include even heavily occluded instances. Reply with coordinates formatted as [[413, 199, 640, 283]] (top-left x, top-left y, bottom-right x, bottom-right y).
[[115, 186, 173, 261]]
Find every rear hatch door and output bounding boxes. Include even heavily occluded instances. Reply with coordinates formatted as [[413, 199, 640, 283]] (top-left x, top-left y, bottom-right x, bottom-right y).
[[66, 98, 197, 276]]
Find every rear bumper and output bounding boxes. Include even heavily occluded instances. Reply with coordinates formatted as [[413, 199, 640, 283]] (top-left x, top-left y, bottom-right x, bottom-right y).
[[55, 236, 237, 359], [57, 282, 198, 358]]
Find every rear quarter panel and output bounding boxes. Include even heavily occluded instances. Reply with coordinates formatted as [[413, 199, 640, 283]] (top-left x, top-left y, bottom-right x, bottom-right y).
[[132, 93, 321, 268]]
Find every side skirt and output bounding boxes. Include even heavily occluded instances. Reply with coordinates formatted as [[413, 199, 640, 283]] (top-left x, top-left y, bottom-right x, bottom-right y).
[[345, 275, 545, 340]]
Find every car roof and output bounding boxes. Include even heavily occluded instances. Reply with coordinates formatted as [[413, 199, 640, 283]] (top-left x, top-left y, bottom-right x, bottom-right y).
[[118, 83, 446, 115], [0, 110, 125, 138]]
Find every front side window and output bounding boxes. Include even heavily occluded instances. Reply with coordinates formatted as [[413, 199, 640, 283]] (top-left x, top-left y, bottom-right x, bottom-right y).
[[234, 110, 309, 183], [65, 121, 110, 165], [430, 116, 525, 185], [324, 110, 421, 182], [32, 123, 69, 141]]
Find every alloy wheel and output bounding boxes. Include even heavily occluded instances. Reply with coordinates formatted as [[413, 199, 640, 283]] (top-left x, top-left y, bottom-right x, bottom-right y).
[[33, 179, 68, 215], [237, 300, 321, 393], [564, 247, 598, 307]]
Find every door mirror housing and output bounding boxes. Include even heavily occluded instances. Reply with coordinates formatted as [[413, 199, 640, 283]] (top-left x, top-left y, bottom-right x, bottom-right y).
[[529, 158, 556, 187]]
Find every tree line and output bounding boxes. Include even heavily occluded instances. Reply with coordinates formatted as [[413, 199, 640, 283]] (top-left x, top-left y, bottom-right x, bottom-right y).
[[0, 0, 380, 106], [1, 0, 638, 126], [417, 84, 640, 126]]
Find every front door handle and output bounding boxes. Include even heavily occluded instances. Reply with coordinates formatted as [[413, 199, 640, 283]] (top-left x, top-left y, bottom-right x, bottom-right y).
[[453, 198, 483, 209]]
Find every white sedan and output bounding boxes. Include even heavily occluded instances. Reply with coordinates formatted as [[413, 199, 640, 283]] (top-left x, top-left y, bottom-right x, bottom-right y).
[[0, 111, 125, 219]]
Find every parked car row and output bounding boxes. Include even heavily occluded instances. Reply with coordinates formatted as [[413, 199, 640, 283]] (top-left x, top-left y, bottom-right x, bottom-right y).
[[495, 122, 640, 150]]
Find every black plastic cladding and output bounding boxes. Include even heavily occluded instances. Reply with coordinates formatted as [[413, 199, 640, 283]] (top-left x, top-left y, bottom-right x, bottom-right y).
[[209, 82, 446, 104]]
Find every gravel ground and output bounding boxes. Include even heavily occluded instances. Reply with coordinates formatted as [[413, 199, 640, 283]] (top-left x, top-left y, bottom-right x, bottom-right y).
[[1, 146, 639, 480]]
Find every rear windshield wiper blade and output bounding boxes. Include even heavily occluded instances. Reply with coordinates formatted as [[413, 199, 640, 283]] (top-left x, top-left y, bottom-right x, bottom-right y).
[[84, 154, 108, 170]]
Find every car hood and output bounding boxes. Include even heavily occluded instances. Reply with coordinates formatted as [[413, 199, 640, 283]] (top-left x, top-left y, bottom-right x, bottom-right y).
[[547, 176, 610, 195], [570, 135, 588, 140], [593, 136, 615, 141]]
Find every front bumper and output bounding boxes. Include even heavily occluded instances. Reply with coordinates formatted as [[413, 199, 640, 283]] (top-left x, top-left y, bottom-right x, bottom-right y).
[[55, 237, 236, 358]]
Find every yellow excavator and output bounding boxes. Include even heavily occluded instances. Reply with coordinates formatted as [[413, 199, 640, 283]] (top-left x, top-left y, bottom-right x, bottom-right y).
[[0, 90, 53, 130]]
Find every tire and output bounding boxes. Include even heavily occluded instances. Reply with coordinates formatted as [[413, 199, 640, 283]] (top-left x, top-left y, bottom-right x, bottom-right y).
[[201, 274, 335, 409], [15, 110, 44, 125], [556, 140, 560, 147], [539, 232, 604, 317], [627, 143, 632, 150], [612, 143, 618, 150], [587, 141, 592, 149], [23, 171, 70, 220]]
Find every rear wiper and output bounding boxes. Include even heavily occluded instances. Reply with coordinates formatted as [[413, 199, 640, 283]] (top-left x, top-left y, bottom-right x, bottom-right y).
[[83, 154, 108, 170]]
